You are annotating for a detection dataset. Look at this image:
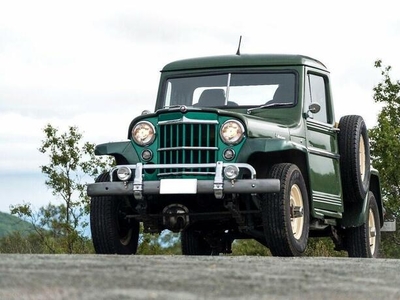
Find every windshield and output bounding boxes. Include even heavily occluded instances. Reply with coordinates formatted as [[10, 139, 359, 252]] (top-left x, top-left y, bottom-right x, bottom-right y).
[[162, 72, 296, 108]]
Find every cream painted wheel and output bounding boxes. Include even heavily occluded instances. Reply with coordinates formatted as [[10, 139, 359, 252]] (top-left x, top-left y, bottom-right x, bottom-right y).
[[368, 207, 377, 256], [290, 184, 304, 240], [346, 191, 381, 258], [359, 135, 366, 182], [261, 163, 309, 257]]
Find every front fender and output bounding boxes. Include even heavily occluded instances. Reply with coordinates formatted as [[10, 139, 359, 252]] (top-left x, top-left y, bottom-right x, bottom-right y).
[[95, 141, 139, 165], [237, 138, 307, 162]]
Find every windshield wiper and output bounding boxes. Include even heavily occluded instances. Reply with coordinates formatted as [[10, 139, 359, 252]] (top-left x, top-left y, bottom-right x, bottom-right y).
[[247, 102, 292, 114]]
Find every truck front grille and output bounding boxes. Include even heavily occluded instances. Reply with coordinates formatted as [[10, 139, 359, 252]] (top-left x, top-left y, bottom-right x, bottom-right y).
[[158, 120, 218, 176]]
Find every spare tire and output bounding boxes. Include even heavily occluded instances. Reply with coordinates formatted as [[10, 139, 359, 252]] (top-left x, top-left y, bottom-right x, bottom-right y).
[[338, 115, 370, 203]]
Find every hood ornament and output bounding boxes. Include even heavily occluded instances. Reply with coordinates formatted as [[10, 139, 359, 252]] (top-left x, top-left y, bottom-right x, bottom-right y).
[[180, 105, 188, 113]]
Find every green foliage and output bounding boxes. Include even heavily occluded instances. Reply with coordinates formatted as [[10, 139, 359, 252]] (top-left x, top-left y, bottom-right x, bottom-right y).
[[0, 211, 34, 238], [305, 238, 347, 257], [38, 124, 114, 215], [369, 60, 400, 258], [0, 232, 45, 253], [232, 239, 271, 256], [137, 228, 181, 255], [9, 124, 113, 254], [232, 238, 348, 257], [0, 230, 94, 254]]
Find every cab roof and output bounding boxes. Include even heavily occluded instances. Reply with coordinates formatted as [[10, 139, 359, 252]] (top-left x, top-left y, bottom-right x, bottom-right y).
[[161, 54, 328, 72]]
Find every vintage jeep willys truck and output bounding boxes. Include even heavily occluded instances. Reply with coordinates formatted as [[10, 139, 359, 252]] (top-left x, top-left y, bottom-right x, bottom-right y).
[[87, 54, 384, 257]]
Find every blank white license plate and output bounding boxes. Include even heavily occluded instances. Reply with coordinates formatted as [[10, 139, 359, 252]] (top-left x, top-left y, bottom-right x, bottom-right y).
[[160, 179, 197, 194]]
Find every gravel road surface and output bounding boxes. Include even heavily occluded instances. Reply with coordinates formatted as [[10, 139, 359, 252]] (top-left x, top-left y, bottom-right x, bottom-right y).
[[0, 254, 399, 300]]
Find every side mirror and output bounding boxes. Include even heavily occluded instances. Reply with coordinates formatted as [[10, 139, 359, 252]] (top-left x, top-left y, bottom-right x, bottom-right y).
[[308, 103, 321, 114]]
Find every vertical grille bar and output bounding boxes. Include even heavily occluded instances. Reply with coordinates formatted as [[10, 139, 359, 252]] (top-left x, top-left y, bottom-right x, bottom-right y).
[[158, 120, 217, 176], [198, 125, 202, 170], [177, 124, 180, 170], [190, 124, 194, 164]]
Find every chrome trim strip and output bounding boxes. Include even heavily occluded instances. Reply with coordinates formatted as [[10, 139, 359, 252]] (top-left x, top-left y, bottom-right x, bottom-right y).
[[306, 120, 335, 132], [158, 146, 218, 151], [116, 163, 255, 177], [308, 146, 340, 160], [158, 171, 216, 177], [158, 116, 219, 126], [312, 191, 342, 205]]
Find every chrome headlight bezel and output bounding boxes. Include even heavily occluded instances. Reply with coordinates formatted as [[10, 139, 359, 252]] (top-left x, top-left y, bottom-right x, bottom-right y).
[[224, 164, 240, 180], [116, 166, 132, 181], [220, 120, 245, 145], [131, 121, 156, 146]]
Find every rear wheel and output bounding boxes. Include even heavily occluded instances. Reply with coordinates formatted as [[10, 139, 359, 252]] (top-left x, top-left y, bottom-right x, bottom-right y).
[[261, 163, 309, 256], [181, 227, 212, 255], [90, 173, 139, 254], [346, 192, 381, 258]]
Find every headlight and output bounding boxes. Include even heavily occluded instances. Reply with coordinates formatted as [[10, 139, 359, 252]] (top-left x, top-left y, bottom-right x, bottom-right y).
[[132, 121, 156, 146], [220, 120, 245, 145]]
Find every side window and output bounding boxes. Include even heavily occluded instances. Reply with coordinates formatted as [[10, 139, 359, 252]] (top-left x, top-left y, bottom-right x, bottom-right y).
[[308, 74, 328, 123]]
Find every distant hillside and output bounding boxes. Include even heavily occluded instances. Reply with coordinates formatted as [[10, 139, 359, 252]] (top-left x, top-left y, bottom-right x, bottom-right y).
[[0, 211, 34, 237]]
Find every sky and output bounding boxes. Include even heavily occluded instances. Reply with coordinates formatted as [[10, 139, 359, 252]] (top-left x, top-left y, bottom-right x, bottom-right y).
[[0, 0, 399, 213]]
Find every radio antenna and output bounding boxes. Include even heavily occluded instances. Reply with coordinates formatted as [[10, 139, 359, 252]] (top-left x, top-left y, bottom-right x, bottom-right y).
[[236, 35, 242, 56]]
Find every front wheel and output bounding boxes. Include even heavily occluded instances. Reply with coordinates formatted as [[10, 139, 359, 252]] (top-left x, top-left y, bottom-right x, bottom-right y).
[[346, 192, 381, 258], [90, 173, 140, 255], [261, 163, 310, 256]]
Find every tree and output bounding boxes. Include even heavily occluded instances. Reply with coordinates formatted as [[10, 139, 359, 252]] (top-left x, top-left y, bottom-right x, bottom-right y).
[[369, 60, 400, 258], [11, 124, 113, 254]]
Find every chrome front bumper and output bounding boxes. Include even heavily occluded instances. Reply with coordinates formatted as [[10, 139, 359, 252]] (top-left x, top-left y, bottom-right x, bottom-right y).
[[87, 162, 280, 200]]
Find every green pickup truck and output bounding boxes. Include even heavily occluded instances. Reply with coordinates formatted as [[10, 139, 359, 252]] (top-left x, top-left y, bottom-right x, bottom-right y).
[[87, 54, 385, 257]]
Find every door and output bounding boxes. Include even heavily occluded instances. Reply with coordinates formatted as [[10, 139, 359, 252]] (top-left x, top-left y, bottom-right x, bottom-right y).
[[305, 71, 343, 219]]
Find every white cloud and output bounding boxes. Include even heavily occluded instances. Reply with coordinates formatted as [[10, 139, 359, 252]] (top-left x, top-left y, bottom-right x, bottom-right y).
[[0, 113, 47, 173]]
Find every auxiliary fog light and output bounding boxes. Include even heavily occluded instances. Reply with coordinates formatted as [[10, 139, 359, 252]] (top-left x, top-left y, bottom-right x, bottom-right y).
[[141, 149, 153, 161], [117, 166, 132, 181], [223, 148, 235, 160], [224, 165, 240, 180]]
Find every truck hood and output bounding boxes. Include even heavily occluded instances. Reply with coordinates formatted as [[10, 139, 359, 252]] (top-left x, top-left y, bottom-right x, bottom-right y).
[[242, 114, 290, 139], [128, 106, 292, 140]]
